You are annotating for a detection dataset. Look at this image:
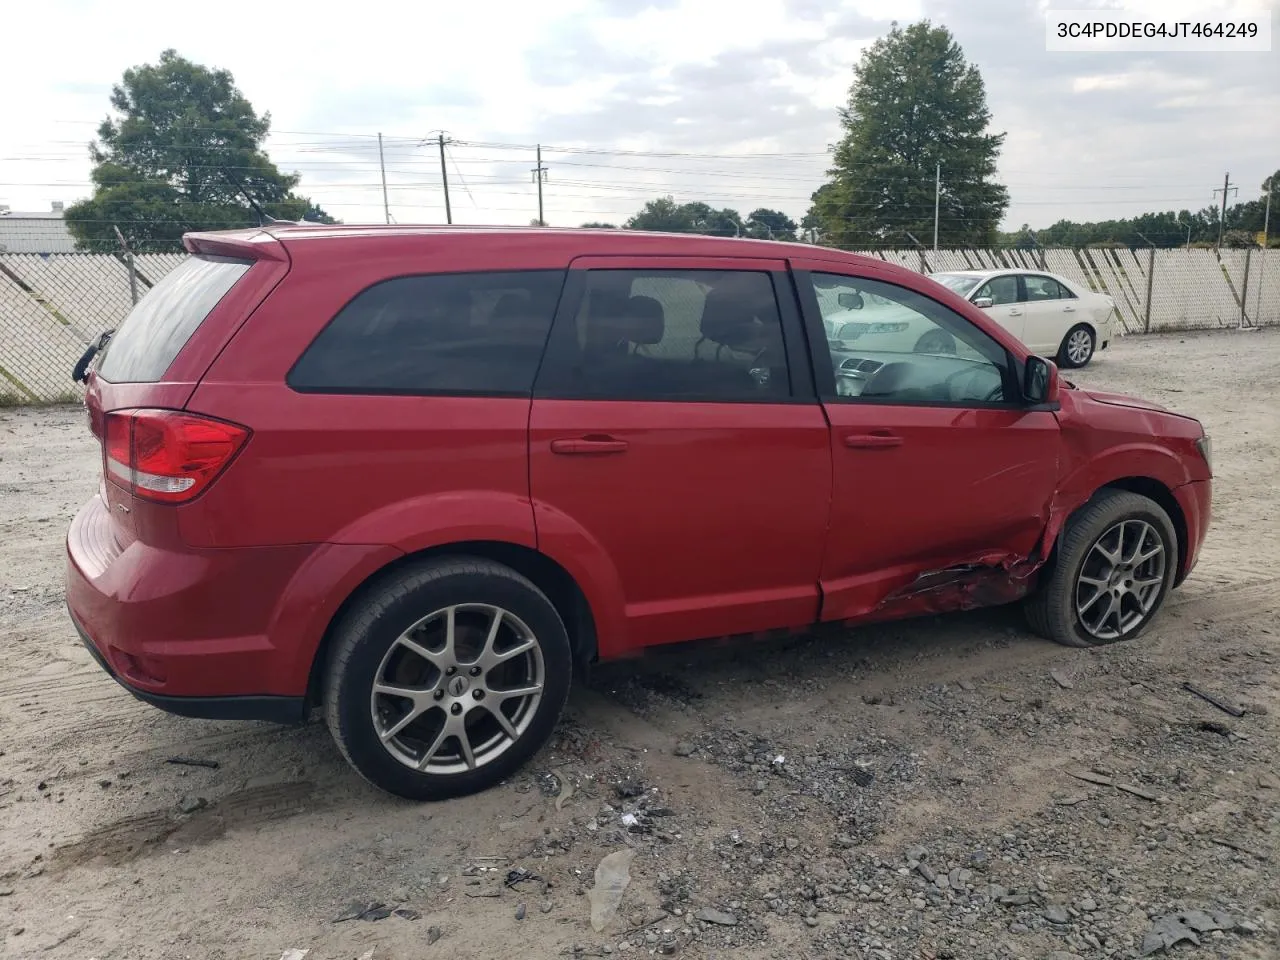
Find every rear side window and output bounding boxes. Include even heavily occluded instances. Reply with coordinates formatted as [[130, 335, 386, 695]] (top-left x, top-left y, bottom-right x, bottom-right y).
[[288, 270, 566, 396], [96, 255, 252, 383], [534, 269, 791, 401]]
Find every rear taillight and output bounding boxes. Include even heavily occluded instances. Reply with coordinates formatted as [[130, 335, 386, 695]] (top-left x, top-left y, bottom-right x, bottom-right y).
[[102, 409, 249, 504]]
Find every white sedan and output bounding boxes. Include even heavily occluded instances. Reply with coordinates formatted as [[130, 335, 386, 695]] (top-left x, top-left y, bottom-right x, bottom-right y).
[[928, 269, 1116, 368]]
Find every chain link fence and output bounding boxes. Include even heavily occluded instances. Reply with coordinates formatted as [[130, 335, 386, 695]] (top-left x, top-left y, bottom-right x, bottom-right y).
[[1, 248, 1277, 404]]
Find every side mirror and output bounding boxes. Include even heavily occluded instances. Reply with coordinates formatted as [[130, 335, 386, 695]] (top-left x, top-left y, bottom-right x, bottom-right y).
[[1024, 355, 1060, 406], [837, 292, 864, 310], [973, 296, 994, 309]]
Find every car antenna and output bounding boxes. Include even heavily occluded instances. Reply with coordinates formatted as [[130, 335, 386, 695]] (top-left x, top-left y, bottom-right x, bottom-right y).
[[219, 170, 294, 226]]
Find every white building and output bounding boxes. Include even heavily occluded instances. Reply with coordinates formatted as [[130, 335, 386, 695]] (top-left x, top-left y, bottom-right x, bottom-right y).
[[0, 202, 77, 253]]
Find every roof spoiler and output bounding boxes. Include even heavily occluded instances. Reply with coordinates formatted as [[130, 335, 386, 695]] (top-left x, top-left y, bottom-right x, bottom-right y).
[[183, 230, 289, 262]]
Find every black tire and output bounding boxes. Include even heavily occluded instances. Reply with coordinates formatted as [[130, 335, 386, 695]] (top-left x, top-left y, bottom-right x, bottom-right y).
[[1057, 323, 1096, 368], [1025, 490, 1178, 648], [914, 329, 957, 354], [323, 557, 572, 800]]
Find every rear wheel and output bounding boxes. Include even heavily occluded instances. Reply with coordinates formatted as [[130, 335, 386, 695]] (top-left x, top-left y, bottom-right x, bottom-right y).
[[1025, 490, 1177, 648], [1058, 324, 1096, 368], [323, 558, 572, 800]]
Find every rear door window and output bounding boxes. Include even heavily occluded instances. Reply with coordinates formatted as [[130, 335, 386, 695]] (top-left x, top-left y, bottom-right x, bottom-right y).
[[287, 270, 565, 396], [534, 269, 791, 401], [96, 255, 252, 383]]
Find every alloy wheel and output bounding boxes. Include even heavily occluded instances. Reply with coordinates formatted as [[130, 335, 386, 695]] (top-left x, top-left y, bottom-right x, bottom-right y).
[[1074, 519, 1166, 641], [1066, 328, 1094, 365], [370, 603, 545, 774]]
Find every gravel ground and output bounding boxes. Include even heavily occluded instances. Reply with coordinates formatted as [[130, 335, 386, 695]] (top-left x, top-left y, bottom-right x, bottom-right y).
[[0, 327, 1277, 960]]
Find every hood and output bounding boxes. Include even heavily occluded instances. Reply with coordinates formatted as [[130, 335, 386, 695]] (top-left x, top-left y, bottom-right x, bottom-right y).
[[1083, 389, 1170, 413]]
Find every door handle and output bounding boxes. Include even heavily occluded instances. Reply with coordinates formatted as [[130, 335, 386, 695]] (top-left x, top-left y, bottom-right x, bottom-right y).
[[1063, 305, 1075, 312], [843, 431, 903, 449], [1008, 308, 1023, 316], [550, 437, 629, 455]]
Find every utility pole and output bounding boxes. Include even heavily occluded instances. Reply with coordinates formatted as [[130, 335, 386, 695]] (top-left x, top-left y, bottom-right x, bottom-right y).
[[1263, 175, 1273, 251], [1258, 176, 1273, 322], [377, 133, 390, 225], [1174, 215, 1191, 250], [112, 225, 137, 305], [1213, 172, 1237, 249], [436, 132, 453, 225], [933, 162, 941, 252], [532, 145, 549, 225]]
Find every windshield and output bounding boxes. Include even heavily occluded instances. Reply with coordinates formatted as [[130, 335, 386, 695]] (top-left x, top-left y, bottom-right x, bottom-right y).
[[930, 273, 982, 297]]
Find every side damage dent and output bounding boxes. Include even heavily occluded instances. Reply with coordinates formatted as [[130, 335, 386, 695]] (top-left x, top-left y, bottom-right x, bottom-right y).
[[868, 552, 1045, 621], [863, 491, 1080, 623]]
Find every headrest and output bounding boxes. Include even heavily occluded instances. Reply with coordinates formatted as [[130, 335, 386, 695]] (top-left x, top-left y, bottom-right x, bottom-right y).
[[700, 284, 768, 348], [620, 295, 664, 345], [586, 291, 665, 347]]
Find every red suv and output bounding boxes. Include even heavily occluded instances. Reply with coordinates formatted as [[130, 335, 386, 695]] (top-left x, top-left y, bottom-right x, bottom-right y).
[[66, 226, 1212, 800]]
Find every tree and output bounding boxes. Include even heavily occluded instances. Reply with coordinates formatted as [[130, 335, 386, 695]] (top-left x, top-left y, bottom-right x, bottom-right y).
[[745, 208, 797, 241], [811, 21, 1008, 248], [580, 221, 617, 228], [625, 196, 743, 235], [64, 50, 335, 252]]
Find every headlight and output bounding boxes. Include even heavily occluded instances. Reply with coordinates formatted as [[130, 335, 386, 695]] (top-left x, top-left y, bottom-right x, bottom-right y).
[[1195, 435, 1212, 475]]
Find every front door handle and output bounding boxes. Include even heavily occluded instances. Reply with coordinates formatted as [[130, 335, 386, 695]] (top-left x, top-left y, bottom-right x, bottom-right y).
[[550, 437, 629, 455], [844, 431, 903, 449], [1008, 308, 1023, 316]]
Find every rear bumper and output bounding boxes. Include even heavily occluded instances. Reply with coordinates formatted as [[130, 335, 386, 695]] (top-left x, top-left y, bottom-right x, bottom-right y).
[[64, 494, 332, 717], [1173, 478, 1212, 587], [69, 607, 305, 723]]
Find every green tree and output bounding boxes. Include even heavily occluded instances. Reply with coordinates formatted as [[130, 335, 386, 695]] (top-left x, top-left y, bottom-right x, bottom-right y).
[[626, 196, 694, 232], [65, 49, 335, 252], [745, 208, 797, 241], [580, 221, 617, 228], [813, 21, 1008, 248], [625, 196, 743, 235]]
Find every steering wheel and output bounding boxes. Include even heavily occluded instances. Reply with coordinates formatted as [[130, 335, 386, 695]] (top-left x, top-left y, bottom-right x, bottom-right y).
[[943, 366, 1003, 403]]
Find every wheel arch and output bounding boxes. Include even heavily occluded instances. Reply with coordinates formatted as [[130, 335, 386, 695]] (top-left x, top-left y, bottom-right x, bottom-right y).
[[1039, 476, 1188, 585], [304, 541, 599, 711]]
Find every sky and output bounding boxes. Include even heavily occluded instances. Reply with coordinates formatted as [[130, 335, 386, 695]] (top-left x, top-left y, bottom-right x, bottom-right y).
[[1, 0, 1277, 235]]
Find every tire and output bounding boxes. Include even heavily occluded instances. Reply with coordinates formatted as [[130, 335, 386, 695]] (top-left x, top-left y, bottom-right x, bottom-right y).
[[1025, 490, 1178, 648], [914, 329, 957, 355], [1058, 324, 1096, 368], [323, 557, 573, 800]]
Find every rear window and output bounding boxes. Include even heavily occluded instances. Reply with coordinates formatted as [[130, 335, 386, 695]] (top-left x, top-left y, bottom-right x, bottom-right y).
[[96, 255, 252, 383], [287, 270, 565, 396]]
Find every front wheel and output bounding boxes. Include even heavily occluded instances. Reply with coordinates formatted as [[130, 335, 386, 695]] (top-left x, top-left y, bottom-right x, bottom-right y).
[[323, 558, 572, 800], [1025, 490, 1177, 648], [1058, 324, 1096, 368]]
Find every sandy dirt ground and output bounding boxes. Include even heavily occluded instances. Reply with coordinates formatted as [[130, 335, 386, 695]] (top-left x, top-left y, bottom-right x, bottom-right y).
[[1, 328, 1277, 960]]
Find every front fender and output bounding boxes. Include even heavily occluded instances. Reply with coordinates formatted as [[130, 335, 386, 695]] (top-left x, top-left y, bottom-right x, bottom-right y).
[[1039, 441, 1192, 557]]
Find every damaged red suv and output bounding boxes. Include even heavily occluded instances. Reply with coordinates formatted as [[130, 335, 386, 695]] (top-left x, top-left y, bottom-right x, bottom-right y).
[[66, 226, 1212, 799]]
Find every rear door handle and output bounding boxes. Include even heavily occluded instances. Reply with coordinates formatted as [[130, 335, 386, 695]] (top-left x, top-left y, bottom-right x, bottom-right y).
[[1063, 305, 1076, 312], [550, 437, 629, 455], [843, 431, 903, 449]]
